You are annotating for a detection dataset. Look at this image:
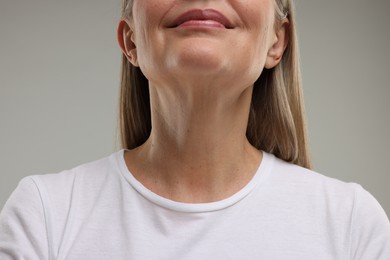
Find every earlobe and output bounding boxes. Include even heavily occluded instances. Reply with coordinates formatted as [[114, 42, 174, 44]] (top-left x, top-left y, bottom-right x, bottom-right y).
[[117, 19, 139, 67], [265, 20, 289, 69]]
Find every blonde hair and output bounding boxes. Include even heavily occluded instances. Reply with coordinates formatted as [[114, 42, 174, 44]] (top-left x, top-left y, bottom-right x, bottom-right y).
[[118, 0, 312, 169]]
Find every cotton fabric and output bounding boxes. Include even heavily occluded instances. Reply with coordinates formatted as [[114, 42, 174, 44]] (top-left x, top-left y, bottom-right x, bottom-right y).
[[1, 150, 389, 259]]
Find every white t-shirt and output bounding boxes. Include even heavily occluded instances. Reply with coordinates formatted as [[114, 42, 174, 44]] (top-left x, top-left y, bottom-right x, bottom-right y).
[[1, 150, 389, 260]]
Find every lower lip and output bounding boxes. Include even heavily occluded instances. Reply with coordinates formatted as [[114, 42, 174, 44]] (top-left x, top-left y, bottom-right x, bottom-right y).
[[177, 20, 226, 29]]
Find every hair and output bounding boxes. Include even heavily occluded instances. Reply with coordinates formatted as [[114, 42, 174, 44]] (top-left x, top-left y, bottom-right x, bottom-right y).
[[118, 0, 312, 169]]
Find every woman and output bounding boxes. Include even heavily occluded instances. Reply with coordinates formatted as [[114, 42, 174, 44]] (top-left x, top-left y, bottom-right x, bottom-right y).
[[1, 0, 389, 259]]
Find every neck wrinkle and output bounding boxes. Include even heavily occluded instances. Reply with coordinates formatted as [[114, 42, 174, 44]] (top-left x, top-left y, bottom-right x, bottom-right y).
[[125, 82, 262, 203]]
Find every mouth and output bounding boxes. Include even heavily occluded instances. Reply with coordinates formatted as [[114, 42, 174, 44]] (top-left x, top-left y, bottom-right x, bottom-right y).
[[168, 9, 234, 29]]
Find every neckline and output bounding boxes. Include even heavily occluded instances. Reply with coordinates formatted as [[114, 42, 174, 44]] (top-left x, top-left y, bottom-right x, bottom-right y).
[[115, 149, 274, 213]]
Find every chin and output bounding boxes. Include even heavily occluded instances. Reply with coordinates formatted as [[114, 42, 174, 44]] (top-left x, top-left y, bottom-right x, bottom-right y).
[[166, 41, 230, 76]]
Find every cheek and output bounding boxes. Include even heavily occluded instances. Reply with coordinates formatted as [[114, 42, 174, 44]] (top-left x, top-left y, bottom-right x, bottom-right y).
[[233, 25, 272, 83], [132, 1, 169, 79], [236, 2, 275, 77], [135, 31, 166, 83]]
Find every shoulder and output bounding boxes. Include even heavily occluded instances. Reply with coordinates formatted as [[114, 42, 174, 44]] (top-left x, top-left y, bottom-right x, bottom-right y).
[[30, 150, 123, 196], [265, 154, 390, 258], [264, 154, 381, 223], [267, 154, 359, 197], [350, 182, 390, 258], [0, 151, 125, 259], [2, 150, 124, 226], [0, 176, 49, 259], [2, 150, 124, 213]]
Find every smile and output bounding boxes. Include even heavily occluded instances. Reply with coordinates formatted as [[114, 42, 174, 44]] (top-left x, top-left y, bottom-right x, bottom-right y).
[[168, 9, 234, 29]]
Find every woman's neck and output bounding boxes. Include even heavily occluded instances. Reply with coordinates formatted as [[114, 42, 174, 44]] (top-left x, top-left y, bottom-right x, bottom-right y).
[[124, 81, 262, 203]]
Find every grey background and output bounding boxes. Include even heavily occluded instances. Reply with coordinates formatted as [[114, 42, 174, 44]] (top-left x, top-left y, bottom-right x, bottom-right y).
[[1, 0, 389, 217]]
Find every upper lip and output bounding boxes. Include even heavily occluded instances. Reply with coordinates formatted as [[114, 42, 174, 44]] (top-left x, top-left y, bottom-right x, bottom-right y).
[[168, 9, 234, 29]]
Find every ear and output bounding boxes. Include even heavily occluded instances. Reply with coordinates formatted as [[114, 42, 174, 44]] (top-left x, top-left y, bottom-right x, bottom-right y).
[[265, 20, 289, 69], [117, 19, 139, 67]]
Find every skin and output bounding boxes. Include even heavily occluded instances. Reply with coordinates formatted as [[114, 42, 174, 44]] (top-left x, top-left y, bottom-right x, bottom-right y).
[[118, 0, 289, 203]]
